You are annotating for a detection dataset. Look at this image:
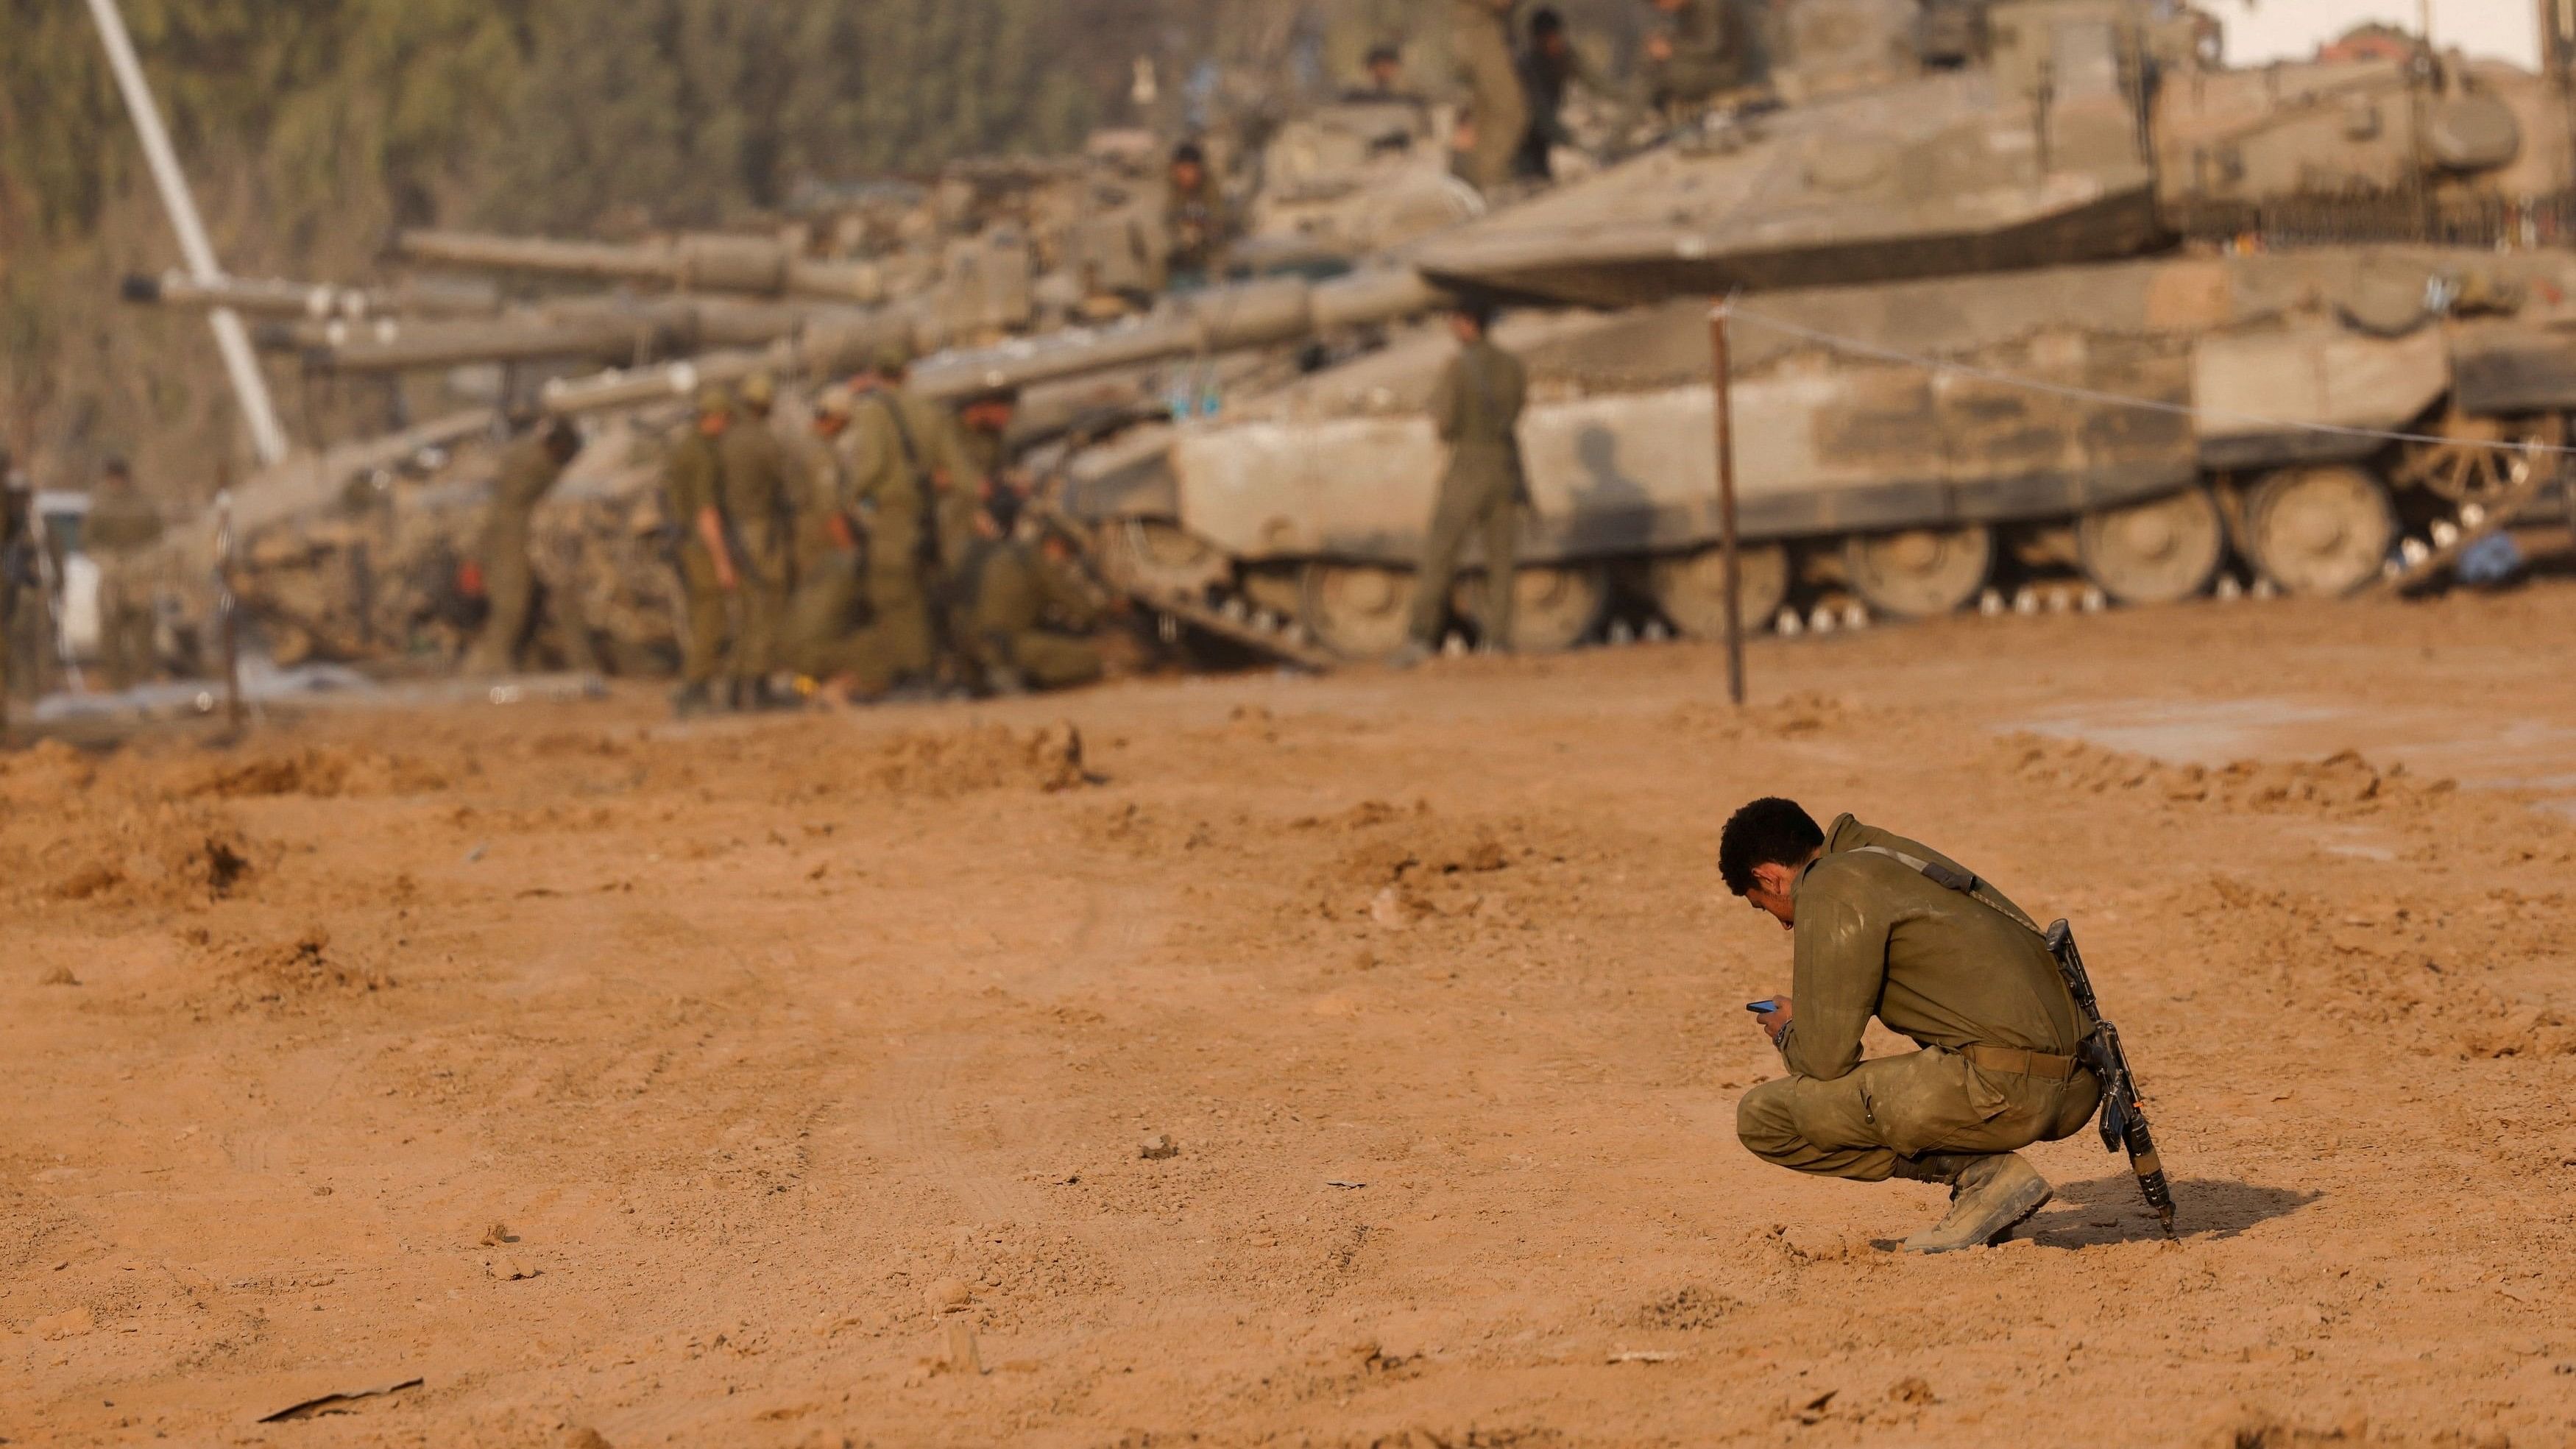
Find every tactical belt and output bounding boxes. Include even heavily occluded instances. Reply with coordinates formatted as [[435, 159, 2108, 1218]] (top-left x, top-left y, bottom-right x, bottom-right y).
[[1961, 1043, 2081, 1081]]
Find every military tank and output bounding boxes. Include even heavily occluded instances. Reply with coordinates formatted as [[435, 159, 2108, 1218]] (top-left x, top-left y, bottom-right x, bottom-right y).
[[935, 0, 2576, 656]]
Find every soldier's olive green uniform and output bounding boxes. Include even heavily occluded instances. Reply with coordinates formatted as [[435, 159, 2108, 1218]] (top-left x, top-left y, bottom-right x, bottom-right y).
[[839, 386, 973, 684], [662, 428, 730, 689], [1736, 814, 2103, 1183], [1450, 0, 1529, 193], [1408, 335, 1529, 648], [718, 416, 795, 684], [789, 432, 845, 584], [85, 483, 166, 692], [1649, 0, 1757, 108], [950, 536, 1103, 692], [466, 434, 581, 675], [1161, 174, 1234, 291]]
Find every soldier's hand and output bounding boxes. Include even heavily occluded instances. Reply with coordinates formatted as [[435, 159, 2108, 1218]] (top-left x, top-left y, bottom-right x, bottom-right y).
[[715, 559, 740, 592], [1646, 33, 1674, 62], [1758, 994, 1793, 1046]]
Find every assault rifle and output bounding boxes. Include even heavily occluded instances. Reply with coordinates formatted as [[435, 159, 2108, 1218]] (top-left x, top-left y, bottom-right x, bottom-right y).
[[2045, 919, 2177, 1235]]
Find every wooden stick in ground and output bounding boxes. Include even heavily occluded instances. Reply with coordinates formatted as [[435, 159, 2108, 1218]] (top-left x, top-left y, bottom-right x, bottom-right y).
[[1710, 301, 1746, 707]]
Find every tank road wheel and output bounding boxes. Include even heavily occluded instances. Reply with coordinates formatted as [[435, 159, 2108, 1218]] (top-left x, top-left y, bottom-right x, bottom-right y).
[[1841, 525, 1993, 619], [1453, 564, 1612, 653], [1094, 519, 1228, 604], [2244, 465, 2396, 598], [2393, 409, 2565, 506], [2076, 487, 2226, 606], [1301, 561, 1417, 660], [1646, 544, 1791, 640]]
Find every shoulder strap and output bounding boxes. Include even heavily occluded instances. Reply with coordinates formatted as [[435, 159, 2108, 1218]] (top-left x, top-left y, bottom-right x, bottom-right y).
[[1850, 845, 2045, 938], [869, 391, 925, 481]]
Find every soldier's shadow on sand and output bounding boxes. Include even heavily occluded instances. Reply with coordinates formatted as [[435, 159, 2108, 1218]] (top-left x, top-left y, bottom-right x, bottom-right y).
[[2017, 1174, 2320, 1247]]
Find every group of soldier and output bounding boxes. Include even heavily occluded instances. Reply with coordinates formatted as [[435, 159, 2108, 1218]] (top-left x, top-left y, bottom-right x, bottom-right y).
[[465, 344, 1109, 715]]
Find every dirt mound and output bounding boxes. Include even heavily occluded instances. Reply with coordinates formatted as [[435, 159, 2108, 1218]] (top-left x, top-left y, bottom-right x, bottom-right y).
[[2003, 737, 2455, 818], [862, 720, 1093, 796], [32, 805, 261, 910], [1666, 691, 1866, 740], [0, 738, 98, 803], [198, 924, 394, 1008], [178, 744, 450, 799]]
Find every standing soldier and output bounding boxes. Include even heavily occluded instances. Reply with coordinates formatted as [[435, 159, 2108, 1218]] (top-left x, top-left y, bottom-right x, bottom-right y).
[[1401, 303, 1527, 661], [718, 372, 795, 708], [841, 340, 980, 695], [663, 386, 736, 716], [1514, 7, 1607, 180], [779, 383, 868, 686], [1449, 0, 1529, 194], [85, 457, 165, 692], [464, 417, 587, 676]]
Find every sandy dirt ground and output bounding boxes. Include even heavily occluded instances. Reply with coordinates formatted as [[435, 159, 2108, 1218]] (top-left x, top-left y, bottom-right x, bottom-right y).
[[7, 581, 2576, 1448]]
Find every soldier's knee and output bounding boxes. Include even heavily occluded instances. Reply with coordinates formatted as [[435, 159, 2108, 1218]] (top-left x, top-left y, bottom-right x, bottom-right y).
[[1735, 1078, 1802, 1164]]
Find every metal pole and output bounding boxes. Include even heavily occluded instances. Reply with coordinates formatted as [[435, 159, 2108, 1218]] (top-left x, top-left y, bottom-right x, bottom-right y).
[[82, 0, 292, 467], [215, 485, 242, 728], [1710, 300, 1746, 707]]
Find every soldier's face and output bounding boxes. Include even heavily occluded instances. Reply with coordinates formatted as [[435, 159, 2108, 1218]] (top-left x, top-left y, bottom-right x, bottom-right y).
[[1743, 863, 1797, 929]]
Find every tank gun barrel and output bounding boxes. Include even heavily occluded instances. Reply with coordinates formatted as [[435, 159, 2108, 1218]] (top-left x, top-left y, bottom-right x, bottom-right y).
[[279, 297, 858, 374], [396, 228, 890, 303], [909, 266, 1447, 403], [538, 308, 918, 417], [121, 269, 502, 319]]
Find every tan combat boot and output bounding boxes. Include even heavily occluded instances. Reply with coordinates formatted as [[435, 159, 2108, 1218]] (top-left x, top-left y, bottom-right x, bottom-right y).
[[1900, 1152, 2052, 1253]]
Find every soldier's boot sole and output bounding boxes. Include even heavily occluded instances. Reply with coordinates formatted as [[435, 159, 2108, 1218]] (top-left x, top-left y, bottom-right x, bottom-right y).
[[1900, 1153, 2051, 1254]]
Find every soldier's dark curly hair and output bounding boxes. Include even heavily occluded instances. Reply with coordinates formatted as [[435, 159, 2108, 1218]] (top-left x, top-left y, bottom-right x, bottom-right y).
[[1719, 796, 1823, 896]]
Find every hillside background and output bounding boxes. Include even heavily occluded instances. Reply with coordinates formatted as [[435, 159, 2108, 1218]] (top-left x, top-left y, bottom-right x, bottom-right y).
[[0, 0, 1637, 503]]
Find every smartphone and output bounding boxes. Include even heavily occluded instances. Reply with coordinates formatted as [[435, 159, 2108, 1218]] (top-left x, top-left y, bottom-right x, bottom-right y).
[[1745, 999, 1779, 1016]]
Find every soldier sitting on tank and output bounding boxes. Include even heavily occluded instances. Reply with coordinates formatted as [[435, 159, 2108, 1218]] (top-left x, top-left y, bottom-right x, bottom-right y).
[[1350, 43, 1411, 102], [946, 490, 1106, 697], [1161, 142, 1234, 293], [1642, 0, 1767, 114], [1722, 797, 2104, 1253]]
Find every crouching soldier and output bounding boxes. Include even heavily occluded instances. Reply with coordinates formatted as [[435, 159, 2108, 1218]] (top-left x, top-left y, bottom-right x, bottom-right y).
[[1720, 798, 2102, 1252], [947, 493, 1105, 695]]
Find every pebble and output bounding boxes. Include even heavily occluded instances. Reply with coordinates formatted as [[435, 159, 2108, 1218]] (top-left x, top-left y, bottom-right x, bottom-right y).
[[927, 1278, 974, 1311], [1139, 1133, 1179, 1161]]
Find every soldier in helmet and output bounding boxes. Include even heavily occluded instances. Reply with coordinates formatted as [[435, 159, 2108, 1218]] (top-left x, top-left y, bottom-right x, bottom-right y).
[[85, 456, 166, 692], [663, 384, 737, 715], [835, 337, 982, 696], [464, 417, 588, 676], [718, 372, 796, 707], [779, 383, 869, 685], [948, 489, 1107, 696]]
